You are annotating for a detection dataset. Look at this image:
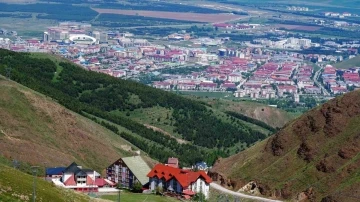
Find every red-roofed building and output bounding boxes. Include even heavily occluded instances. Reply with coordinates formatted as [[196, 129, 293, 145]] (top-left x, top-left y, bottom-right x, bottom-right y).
[[147, 164, 212, 199], [331, 87, 348, 95], [56, 162, 102, 192], [199, 82, 217, 91]]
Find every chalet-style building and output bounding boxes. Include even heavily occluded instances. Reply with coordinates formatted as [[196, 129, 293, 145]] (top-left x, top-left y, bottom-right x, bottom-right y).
[[45, 167, 66, 181], [48, 162, 116, 192], [59, 162, 100, 192], [147, 164, 212, 199], [106, 156, 151, 189]]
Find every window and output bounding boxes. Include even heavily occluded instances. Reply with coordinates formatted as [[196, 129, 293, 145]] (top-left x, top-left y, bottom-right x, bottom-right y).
[[173, 180, 178, 192], [200, 181, 203, 193]]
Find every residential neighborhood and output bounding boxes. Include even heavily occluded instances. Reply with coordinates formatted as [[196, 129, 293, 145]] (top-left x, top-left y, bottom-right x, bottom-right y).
[[0, 22, 360, 107]]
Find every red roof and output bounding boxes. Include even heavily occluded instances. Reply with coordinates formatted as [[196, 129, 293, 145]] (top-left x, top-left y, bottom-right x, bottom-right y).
[[95, 178, 106, 187], [64, 174, 76, 186], [183, 189, 196, 195], [147, 164, 212, 188], [200, 82, 217, 87]]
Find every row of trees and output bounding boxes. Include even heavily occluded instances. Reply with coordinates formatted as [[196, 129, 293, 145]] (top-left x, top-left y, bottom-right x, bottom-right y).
[[225, 111, 277, 132]]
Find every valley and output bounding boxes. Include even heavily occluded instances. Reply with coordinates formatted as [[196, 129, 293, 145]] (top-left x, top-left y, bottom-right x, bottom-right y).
[[0, 0, 359, 201], [0, 49, 279, 168]]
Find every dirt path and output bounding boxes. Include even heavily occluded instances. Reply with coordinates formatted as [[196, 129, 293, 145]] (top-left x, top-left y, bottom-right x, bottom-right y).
[[210, 183, 283, 202], [143, 124, 188, 144]]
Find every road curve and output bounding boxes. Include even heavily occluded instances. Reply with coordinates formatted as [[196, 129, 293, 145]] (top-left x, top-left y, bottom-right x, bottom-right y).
[[210, 183, 282, 202]]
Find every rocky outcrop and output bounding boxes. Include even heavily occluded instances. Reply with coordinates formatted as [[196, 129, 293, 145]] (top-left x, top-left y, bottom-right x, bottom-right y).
[[210, 91, 360, 201], [297, 141, 316, 162], [316, 158, 335, 173]]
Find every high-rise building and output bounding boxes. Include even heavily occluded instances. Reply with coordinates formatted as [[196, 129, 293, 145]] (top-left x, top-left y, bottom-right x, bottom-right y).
[[99, 32, 108, 43], [92, 31, 100, 42]]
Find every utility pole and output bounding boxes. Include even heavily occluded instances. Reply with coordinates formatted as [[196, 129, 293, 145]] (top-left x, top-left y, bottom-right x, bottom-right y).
[[31, 166, 39, 202], [43, 162, 47, 181], [117, 187, 120, 202]]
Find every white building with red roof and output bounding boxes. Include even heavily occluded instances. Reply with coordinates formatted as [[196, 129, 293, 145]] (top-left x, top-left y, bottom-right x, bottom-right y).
[[277, 85, 298, 97], [147, 164, 212, 199]]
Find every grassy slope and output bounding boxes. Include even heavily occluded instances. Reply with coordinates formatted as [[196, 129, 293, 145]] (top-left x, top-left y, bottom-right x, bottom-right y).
[[0, 50, 279, 166], [335, 55, 360, 69], [210, 90, 360, 202], [192, 97, 297, 128], [100, 191, 178, 202], [0, 163, 91, 202], [0, 76, 151, 172]]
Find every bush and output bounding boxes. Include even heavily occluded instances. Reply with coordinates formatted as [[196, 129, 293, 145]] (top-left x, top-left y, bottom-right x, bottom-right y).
[[132, 181, 143, 193], [193, 192, 206, 202]]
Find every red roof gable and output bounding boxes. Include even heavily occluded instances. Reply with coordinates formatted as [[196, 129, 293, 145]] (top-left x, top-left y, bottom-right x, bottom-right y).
[[86, 175, 95, 185], [147, 164, 212, 188], [64, 174, 76, 186]]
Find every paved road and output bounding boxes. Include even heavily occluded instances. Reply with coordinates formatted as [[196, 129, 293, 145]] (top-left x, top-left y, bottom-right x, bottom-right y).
[[210, 183, 282, 202], [313, 65, 330, 96]]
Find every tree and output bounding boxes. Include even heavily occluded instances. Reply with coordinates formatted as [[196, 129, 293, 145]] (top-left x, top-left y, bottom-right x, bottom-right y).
[[132, 181, 143, 193], [193, 192, 206, 202]]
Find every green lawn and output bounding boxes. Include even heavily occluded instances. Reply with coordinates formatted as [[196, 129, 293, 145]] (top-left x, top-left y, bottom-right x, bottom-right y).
[[100, 192, 179, 202]]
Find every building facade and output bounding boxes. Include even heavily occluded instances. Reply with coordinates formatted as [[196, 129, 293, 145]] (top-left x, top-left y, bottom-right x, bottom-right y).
[[147, 164, 212, 199], [106, 156, 151, 189]]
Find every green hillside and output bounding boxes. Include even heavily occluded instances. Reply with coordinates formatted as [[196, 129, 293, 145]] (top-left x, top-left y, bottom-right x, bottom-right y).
[[0, 162, 91, 202], [210, 90, 360, 202], [0, 73, 154, 173], [0, 49, 272, 166], [335, 55, 360, 69]]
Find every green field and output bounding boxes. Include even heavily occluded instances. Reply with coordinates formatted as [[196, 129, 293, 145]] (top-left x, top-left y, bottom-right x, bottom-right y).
[[100, 192, 178, 202], [178, 91, 235, 99], [335, 55, 360, 69]]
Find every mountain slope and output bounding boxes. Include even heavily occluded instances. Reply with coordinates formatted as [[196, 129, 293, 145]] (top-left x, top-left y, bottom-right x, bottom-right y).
[[0, 162, 93, 202], [0, 75, 146, 172], [335, 55, 360, 69], [196, 98, 297, 128], [0, 49, 271, 166], [210, 90, 360, 202]]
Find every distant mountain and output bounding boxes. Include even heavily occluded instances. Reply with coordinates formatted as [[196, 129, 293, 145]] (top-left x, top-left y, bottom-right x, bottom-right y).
[[0, 49, 271, 167], [210, 90, 360, 202]]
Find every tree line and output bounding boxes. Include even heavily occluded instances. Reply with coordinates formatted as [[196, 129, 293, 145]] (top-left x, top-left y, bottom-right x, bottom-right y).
[[0, 49, 269, 165]]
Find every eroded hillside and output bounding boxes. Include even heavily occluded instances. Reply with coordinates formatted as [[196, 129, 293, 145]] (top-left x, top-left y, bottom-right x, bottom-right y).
[[210, 90, 360, 202]]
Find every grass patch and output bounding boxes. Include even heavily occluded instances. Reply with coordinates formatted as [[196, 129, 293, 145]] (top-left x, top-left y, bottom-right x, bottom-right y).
[[178, 91, 235, 99], [30, 53, 64, 82], [335, 55, 360, 69], [100, 191, 178, 202], [0, 163, 89, 202]]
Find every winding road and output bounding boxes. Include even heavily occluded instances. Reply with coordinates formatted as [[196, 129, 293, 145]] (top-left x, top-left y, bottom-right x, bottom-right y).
[[210, 183, 282, 202]]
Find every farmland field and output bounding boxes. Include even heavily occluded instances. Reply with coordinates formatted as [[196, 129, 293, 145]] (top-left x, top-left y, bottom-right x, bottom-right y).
[[275, 24, 322, 31], [93, 8, 246, 23], [94, 13, 198, 27]]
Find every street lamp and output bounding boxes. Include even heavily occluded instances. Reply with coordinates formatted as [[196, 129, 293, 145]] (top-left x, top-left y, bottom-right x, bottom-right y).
[[43, 162, 47, 181], [31, 166, 39, 202]]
